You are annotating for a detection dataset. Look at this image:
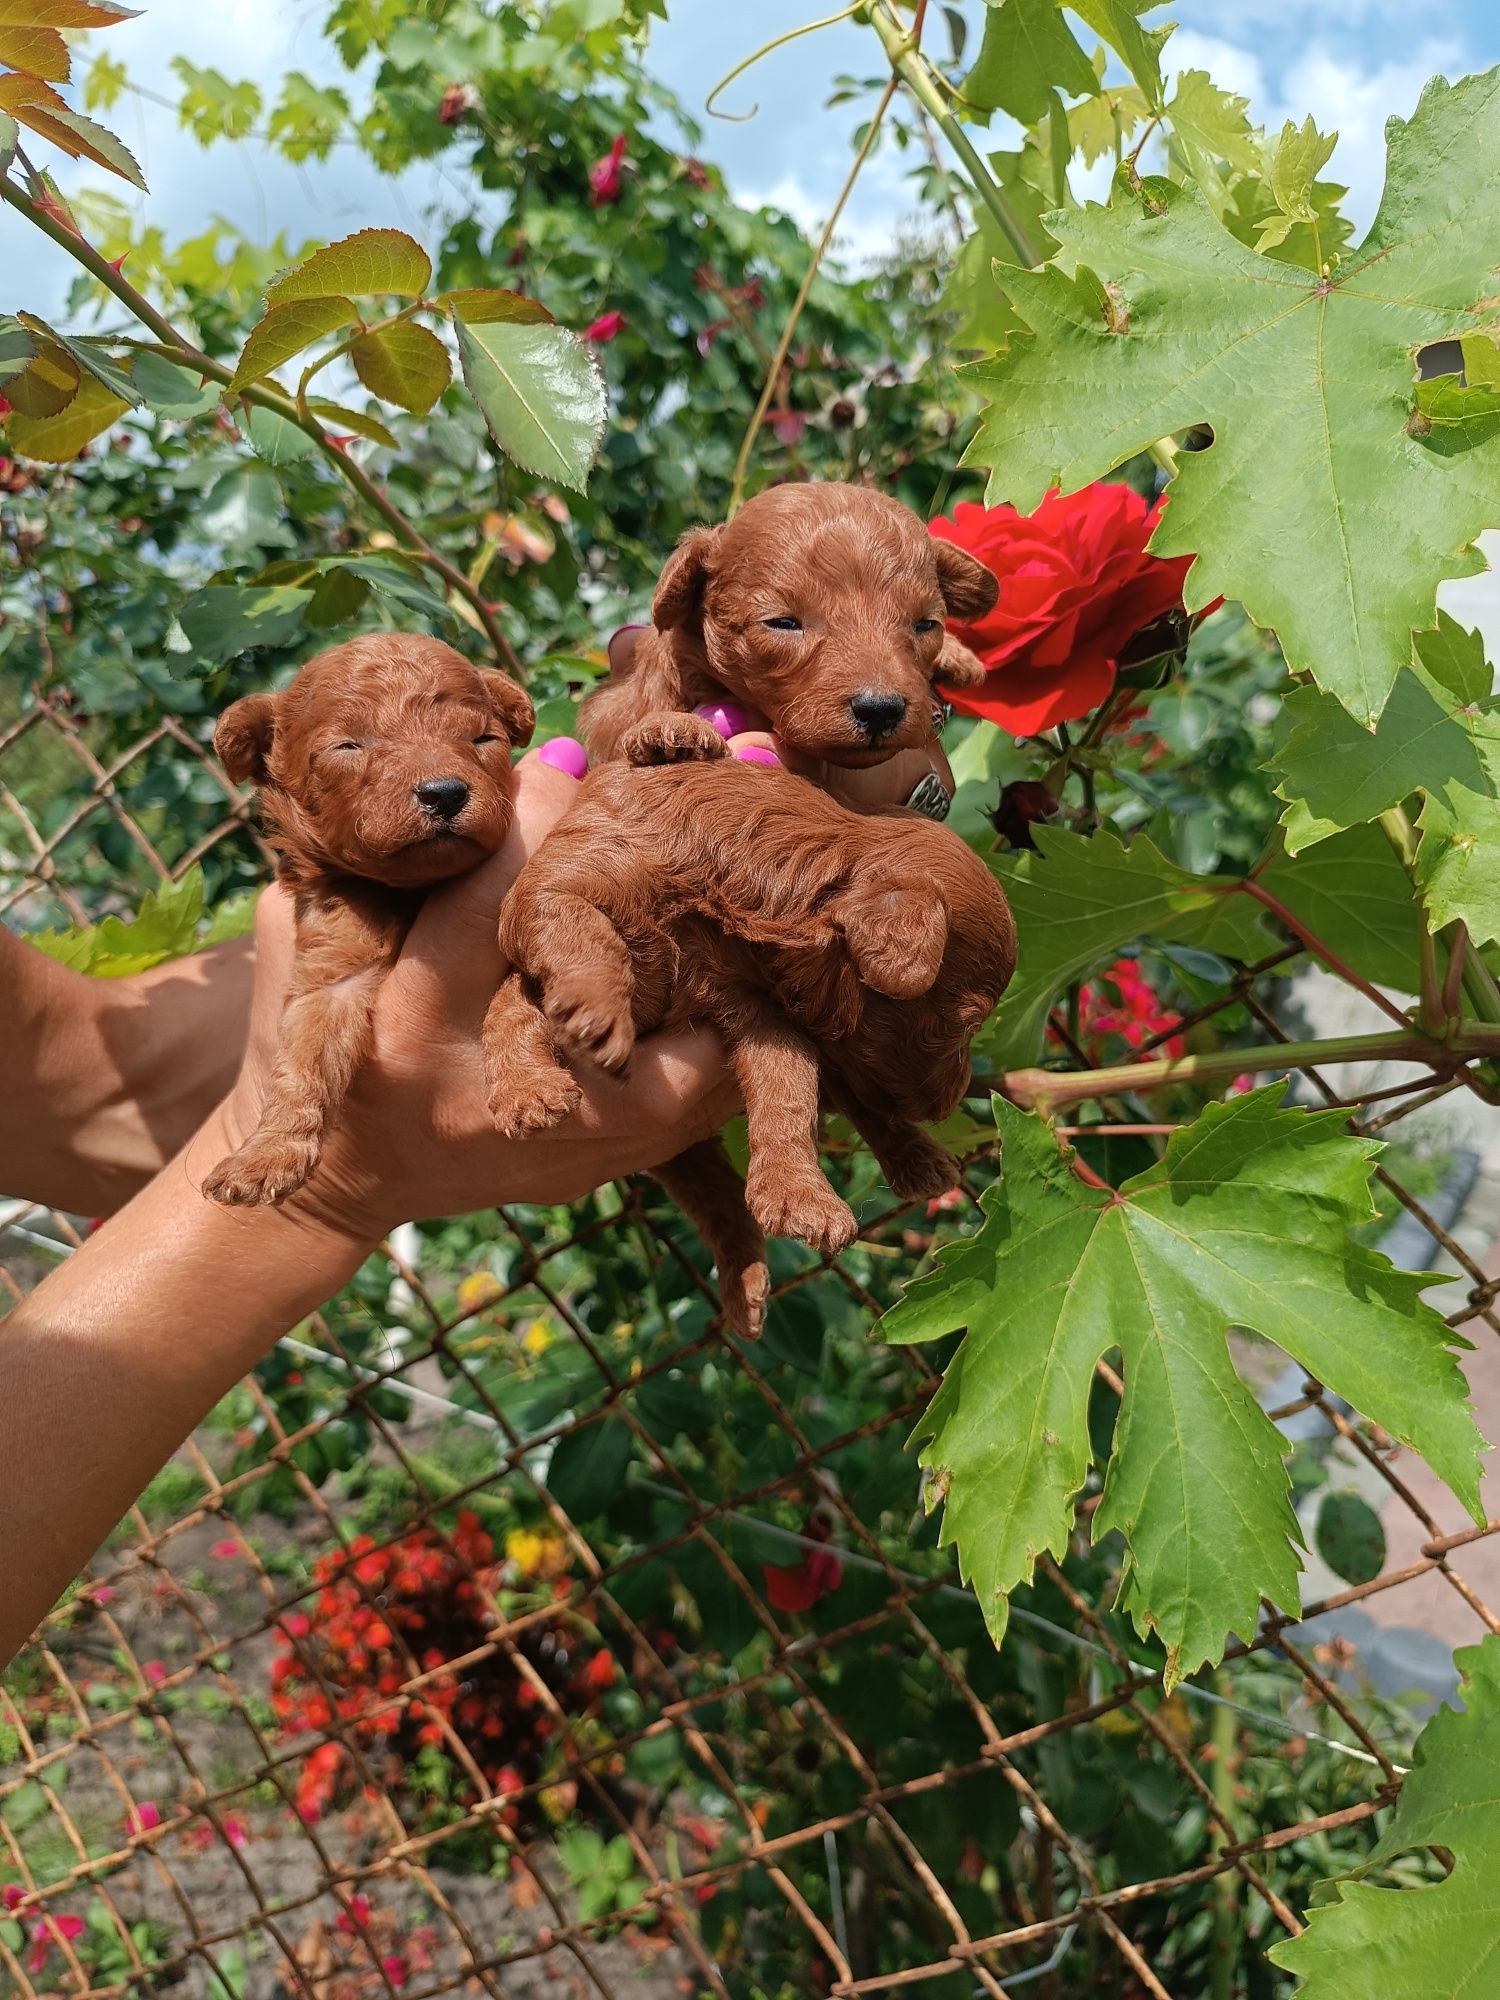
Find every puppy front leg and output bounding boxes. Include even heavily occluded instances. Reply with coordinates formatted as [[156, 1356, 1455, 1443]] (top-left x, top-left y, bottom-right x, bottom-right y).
[[836, 1094, 961, 1205], [727, 1007, 856, 1257], [203, 911, 400, 1207], [482, 973, 583, 1138], [500, 888, 638, 1076], [619, 708, 730, 768], [935, 633, 989, 691]]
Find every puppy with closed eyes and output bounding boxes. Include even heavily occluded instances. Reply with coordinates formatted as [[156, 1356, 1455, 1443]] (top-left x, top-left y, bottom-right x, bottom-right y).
[[204, 633, 534, 1208], [579, 481, 998, 788]]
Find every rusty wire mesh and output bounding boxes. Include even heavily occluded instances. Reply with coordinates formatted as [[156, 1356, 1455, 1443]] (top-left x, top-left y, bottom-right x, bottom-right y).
[[3, 681, 1499, 2000]]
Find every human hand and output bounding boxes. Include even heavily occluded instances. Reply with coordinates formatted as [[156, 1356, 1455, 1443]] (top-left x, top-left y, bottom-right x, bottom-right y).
[[606, 626, 956, 815], [188, 750, 739, 1249]]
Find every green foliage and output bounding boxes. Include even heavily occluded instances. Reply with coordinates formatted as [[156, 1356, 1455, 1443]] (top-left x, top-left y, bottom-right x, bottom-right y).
[[30, 869, 252, 975], [983, 824, 1273, 1066], [883, 1091, 1484, 1684], [1271, 1633, 1500, 1993], [963, 69, 1500, 725]]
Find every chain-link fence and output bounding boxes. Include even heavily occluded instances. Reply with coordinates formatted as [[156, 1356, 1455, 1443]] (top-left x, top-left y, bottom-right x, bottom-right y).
[[3, 681, 1498, 2000]]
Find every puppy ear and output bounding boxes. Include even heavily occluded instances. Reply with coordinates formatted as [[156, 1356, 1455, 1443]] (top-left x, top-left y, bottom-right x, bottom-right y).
[[214, 693, 278, 785], [932, 538, 999, 621], [480, 668, 536, 749], [652, 525, 721, 631]]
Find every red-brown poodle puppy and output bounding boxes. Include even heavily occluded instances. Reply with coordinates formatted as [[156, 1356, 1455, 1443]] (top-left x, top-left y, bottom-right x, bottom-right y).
[[205, 633, 534, 1207], [482, 759, 1015, 1338], [579, 481, 999, 777]]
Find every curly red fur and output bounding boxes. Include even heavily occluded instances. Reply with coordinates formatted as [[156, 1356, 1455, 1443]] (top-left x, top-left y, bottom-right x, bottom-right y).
[[483, 760, 1015, 1338], [204, 635, 533, 1208], [579, 481, 999, 775]]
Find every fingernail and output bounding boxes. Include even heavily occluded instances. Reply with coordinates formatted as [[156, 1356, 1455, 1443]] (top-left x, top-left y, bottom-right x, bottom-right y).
[[536, 735, 589, 779], [733, 745, 780, 767], [694, 699, 751, 738]]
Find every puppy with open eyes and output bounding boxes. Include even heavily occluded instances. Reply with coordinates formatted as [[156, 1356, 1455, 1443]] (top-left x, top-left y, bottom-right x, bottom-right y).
[[483, 758, 1016, 1340], [579, 481, 998, 790], [204, 633, 534, 1208]]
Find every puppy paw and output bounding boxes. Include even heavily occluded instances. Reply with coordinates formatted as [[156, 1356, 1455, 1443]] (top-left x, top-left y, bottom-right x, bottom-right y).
[[747, 1172, 858, 1257], [203, 1137, 316, 1207], [543, 975, 636, 1075], [621, 714, 730, 767], [883, 1138, 961, 1204], [718, 1257, 771, 1342], [488, 1067, 583, 1139]]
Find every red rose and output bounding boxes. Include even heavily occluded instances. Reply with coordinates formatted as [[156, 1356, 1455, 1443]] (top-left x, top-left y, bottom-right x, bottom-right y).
[[588, 134, 628, 206], [930, 483, 1203, 735], [584, 310, 626, 343]]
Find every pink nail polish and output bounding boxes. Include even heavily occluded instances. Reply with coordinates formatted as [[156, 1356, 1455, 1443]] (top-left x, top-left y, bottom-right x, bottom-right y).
[[609, 622, 647, 644], [536, 735, 589, 779], [694, 699, 751, 738], [733, 745, 780, 767]]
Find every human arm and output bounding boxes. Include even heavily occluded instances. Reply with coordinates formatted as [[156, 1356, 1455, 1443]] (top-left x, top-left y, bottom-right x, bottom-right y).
[[0, 753, 737, 1665], [0, 924, 254, 1216]]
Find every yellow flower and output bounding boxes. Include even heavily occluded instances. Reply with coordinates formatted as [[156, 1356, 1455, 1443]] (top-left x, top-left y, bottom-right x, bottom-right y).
[[457, 1271, 505, 1314], [506, 1527, 570, 1581], [522, 1319, 553, 1356]]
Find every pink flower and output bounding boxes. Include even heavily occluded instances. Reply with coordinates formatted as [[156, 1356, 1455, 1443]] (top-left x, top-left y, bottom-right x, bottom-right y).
[[27, 1914, 85, 1972], [126, 1802, 161, 1836], [142, 1660, 167, 1687], [91, 1585, 117, 1605], [336, 1892, 371, 1935], [584, 310, 626, 343], [770, 411, 806, 447], [381, 1956, 408, 1986], [210, 1540, 239, 1560], [3, 1884, 24, 1910], [222, 1815, 248, 1847], [588, 134, 628, 206]]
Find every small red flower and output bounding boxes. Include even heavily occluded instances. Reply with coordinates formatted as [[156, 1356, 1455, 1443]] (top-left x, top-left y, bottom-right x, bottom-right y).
[[681, 157, 711, 190], [210, 1539, 238, 1560], [3, 1884, 24, 1911], [763, 1519, 843, 1614], [1070, 957, 1184, 1059], [142, 1660, 167, 1687], [126, 1801, 161, 1835], [930, 483, 1208, 735], [584, 310, 626, 343], [581, 1650, 616, 1691], [437, 82, 477, 126], [27, 1913, 85, 1973], [588, 134, 628, 206], [770, 410, 806, 446]]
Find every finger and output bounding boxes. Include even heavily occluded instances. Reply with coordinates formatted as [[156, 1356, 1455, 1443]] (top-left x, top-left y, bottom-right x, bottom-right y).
[[394, 756, 585, 1024], [569, 1026, 738, 1141], [822, 742, 955, 813]]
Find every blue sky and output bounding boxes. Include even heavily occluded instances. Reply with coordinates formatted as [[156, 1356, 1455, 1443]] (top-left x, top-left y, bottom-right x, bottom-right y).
[[6, 0, 1500, 319]]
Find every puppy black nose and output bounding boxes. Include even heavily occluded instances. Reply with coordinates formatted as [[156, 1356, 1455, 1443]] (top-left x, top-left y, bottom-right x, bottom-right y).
[[849, 690, 908, 736], [415, 777, 470, 820]]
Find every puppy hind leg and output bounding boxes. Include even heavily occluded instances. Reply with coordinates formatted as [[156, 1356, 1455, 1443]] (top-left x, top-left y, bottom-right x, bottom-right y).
[[482, 973, 582, 1138], [655, 1139, 770, 1341], [728, 1009, 857, 1257]]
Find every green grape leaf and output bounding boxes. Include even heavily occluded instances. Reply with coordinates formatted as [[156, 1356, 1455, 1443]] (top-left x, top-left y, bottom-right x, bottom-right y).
[[963, 68, 1500, 725], [267, 71, 349, 163], [882, 1090, 1484, 1685], [1416, 782, 1500, 944], [980, 824, 1274, 1067], [1272, 618, 1500, 852], [1264, 115, 1338, 226], [965, 0, 1098, 126], [454, 315, 606, 492], [265, 227, 431, 306], [1270, 1633, 1500, 1994], [350, 320, 451, 414], [170, 57, 260, 144], [31, 871, 205, 976], [1068, 84, 1149, 167], [941, 151, 1057, 350], [229, 296, 359, 389], [1166, 70, 1259, 206], [1071, 0, 1171, 109], [176, 583, 311, 667], [1221, 168, 1354, 274], [1259, 822, 1427, 991]]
